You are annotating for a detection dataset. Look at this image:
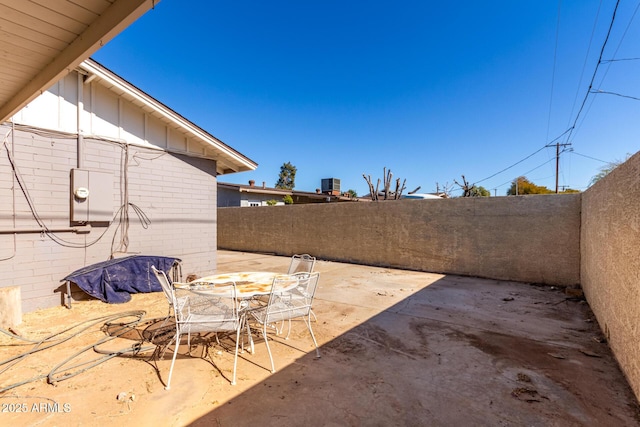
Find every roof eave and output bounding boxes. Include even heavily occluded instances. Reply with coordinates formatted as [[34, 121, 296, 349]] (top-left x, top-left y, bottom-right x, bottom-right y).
[[0, 0, 156, 123], [79, 59, 257, 174]]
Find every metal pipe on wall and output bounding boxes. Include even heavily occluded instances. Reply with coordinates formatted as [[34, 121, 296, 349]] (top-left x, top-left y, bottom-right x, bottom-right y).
[[0, 225, 92, 235], [77, 72, 84, 169]]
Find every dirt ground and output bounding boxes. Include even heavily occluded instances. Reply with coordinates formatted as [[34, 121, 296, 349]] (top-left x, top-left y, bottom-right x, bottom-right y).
[[1, 251, 639, 426]]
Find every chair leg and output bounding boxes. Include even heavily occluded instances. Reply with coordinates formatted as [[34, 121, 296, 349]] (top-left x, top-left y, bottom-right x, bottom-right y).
[[262, 323, 276, 373], [165, 333, 181, 390], [310, 308, 318, 323], [304, 316, 321, 358], [243, 317, 255, 354], [285, 318, 292, 340], [276, 320, 284, 335], [231, 327, 240, 385]]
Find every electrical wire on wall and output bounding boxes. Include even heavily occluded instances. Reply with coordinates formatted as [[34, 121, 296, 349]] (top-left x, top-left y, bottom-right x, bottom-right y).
[[2, 124, 153, 254], [112, 143, 131, 255], [0, 125, 17, 261], [2, 133, 112, 249], [108, 142, 153, 259]]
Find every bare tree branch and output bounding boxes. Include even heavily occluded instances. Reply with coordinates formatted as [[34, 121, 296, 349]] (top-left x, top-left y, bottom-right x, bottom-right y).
[[363, 168, 414, 201]]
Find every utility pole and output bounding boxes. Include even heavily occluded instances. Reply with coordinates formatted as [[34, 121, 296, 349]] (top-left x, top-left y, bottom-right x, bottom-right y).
[[552, 142, 572, 193]]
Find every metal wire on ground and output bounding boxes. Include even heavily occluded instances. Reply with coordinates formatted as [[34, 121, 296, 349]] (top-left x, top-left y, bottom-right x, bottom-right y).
[[0, 311, 155, 393]]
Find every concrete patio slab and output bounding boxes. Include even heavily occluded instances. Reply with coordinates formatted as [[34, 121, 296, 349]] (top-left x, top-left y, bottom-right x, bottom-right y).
[[1, 250, 638, 426]]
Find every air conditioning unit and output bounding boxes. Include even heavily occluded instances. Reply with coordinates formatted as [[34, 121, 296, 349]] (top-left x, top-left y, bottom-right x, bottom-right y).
[[321, 178, 340, 194]]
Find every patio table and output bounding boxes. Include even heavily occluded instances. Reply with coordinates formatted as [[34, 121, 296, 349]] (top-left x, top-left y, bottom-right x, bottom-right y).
[[173, 271, 299, 298], [174, 271, 299, 354]]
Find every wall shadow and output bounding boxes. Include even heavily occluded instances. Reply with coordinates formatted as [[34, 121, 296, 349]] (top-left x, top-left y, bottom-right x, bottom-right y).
[[187, 276, 638, 426]]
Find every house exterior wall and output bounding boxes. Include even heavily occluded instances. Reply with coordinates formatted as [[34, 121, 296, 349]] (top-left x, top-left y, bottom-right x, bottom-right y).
[[581, 151, 640, 400], [217, 187, 289, 207], [13, 72, 210, 158], [0, 72, 219, 314], [218, 194, 581, 286], [217, 184, 350, 207], [218, 187, 242, 207]]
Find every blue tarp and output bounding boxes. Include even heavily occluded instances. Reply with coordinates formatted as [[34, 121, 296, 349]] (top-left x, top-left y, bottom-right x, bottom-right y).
[[63, 255, 181, 304]]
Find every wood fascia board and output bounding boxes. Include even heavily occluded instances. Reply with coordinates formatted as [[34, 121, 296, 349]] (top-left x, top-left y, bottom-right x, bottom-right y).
[[239, 188, 291, 196]]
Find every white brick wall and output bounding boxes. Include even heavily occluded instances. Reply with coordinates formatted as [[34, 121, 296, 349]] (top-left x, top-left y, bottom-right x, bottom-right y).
[[0, 124, 218, 313]]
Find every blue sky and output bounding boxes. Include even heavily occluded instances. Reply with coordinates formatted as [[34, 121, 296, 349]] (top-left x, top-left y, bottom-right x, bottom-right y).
[[93, 1, 640, 196]]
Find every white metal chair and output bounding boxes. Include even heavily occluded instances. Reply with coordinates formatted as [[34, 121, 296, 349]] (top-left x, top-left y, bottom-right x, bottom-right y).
[[250, 272, 321, 373], [287, 254, 316, 275], [252, 254, 316, 308], [287, 254, 318, 323], [151, 266, 243, 389]]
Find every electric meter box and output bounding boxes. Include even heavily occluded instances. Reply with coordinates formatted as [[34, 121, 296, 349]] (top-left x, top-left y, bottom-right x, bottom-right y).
[[70, 169, 113, 224]]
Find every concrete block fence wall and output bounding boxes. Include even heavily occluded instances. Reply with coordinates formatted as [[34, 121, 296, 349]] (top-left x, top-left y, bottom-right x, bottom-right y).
[[218, 193, 582, 286], [581, 150, 640, 401]]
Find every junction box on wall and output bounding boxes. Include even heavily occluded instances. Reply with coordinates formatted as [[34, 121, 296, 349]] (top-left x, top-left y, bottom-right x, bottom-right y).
[[70, 169, 114, 225]]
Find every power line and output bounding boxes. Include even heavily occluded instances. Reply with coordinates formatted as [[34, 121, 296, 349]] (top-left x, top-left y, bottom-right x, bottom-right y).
[[565, 0, 621, 144], [589, 89, 640, 101], [570, 151, 608, 163], [568, 1, 640, 143], [474, 128, 572, 185], [566, 0, 603, 130], [491, 157, 559, 193], [456, 1, 626, 193], [601, 57, 640, 63], [546, 0, 562, 142], [474, 145, 547, 185], [601, 1, 640, 69]]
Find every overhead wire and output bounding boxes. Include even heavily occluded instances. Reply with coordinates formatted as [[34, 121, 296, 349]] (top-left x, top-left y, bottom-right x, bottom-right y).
[[491, 156, 563, 193], [575, 1, 640, 125], [589, 89, 640, 101], [521, 156, 561, 178], [564, 0, 620, 144], [476, 1, 624, 192], [566, 0, 603, 131], [546, 0, 563, 142], [594, 1, 640, 84], [570, 151, 609, 163], [601, 57, 640, 63], [559, 0, 636, 189], [474, 128, 572, 186], [473, 145, 547, 185]]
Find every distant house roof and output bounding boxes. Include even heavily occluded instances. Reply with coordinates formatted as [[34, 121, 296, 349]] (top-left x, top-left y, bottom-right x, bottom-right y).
[[362, 192, 444, 200], [401, 193, 444, 200], [0, 0, 156, 123], [218, 181, 356, 202], [77, 59, 257, 175]]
